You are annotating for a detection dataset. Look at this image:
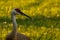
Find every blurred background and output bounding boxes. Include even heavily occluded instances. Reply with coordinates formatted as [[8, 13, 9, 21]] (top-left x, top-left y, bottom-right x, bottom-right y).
[[0, 0, 60, 40]]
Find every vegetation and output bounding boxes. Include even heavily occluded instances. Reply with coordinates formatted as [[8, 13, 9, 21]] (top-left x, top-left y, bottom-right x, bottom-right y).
[[0, 0, 60, 40]]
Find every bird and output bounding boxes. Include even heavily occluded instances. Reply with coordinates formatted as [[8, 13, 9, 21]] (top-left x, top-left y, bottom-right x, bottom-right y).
[[5, 8, 31, 40]]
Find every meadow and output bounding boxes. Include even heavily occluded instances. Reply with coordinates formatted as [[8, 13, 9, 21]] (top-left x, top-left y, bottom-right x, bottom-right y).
[[0, 0, 60, 40]]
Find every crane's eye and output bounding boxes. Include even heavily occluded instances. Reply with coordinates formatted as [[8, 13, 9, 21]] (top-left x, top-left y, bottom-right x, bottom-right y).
[[15, 8, 20, 13]]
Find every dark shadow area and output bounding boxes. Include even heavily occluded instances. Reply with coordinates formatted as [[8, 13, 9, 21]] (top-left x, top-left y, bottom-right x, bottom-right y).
[[0, 15, 60, 28]]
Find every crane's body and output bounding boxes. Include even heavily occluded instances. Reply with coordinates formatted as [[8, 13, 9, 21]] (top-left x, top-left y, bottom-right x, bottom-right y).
[[5, 8, 31, 40]]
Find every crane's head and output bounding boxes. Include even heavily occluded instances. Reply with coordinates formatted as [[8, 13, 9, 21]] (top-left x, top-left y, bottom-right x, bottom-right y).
[[11, 8, 31, 19]]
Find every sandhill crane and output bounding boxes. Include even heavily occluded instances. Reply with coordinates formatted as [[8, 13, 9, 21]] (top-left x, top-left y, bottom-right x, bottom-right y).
[[5, 8, 31, 40]]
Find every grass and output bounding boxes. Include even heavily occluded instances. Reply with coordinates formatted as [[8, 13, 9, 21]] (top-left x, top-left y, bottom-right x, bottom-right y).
[[0, 16, 60, 40], [0, 0, 60, 40]]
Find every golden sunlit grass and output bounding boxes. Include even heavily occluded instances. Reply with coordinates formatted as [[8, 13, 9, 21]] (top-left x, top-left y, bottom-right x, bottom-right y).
[[0, 0, 60, 40]]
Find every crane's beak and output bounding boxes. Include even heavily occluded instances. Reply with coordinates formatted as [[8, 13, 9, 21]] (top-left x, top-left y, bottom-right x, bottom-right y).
[[19, 11, 31, 19]]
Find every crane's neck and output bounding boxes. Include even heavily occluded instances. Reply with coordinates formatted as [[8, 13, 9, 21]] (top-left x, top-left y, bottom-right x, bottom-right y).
[[11, 13, 17, 34]]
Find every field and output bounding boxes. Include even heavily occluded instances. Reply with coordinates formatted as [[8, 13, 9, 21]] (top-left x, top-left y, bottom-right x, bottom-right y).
[[0, 0, 60, 40]]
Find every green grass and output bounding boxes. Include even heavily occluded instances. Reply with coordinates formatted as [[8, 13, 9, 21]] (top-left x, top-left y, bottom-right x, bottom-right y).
[[0, 16, 60, 40], [0, 0, 60, 40]]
